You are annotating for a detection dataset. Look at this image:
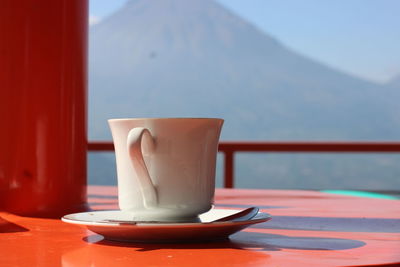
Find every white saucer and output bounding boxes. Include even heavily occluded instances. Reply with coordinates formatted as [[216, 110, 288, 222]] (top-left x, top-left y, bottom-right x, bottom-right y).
[[62, 209, 271, 243]]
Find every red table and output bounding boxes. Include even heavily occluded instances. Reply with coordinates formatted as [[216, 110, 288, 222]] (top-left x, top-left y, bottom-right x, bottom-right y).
[[1, 186, 400, 267]]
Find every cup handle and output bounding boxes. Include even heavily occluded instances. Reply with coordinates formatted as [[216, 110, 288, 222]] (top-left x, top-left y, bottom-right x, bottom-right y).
[[127, 127, 158, 209]]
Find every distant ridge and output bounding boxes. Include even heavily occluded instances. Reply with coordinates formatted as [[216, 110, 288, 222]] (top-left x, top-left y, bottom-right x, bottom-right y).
[[388, 74, 400, 87]]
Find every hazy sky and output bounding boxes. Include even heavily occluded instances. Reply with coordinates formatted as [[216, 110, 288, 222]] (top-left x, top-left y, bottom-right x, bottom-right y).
[[89, 0, 400, 84]]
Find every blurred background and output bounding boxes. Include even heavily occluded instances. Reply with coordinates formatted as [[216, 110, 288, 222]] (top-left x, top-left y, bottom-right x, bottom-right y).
[[87, 0, 400, 189]]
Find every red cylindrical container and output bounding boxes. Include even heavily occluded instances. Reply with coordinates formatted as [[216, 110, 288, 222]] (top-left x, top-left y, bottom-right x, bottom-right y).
[[0, 0, 89, 217]]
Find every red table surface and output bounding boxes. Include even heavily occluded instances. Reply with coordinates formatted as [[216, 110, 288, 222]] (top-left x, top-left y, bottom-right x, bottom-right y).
[[1, 186, 400, 267]]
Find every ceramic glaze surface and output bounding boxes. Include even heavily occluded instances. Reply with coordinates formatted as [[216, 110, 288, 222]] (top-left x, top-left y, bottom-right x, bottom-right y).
[[109, 118, 224, 221], [61, 209, 271, 242]]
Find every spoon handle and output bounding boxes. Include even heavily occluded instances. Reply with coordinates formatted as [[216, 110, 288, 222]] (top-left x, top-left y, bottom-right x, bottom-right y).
[[212, 207, 259, 222], [100, 207, 260, 224]]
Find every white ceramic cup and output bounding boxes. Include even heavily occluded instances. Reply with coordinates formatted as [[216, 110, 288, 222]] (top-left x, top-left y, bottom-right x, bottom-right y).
[[108, 118, 224, 222]]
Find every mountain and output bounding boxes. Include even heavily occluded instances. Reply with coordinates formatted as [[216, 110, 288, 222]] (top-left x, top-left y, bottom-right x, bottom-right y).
[[89, 0, 400, 141], [87, 0, 400, 189]]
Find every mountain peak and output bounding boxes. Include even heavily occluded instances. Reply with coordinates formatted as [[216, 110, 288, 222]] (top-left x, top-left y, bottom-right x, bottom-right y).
[[90, 0, 283, 71], [121, 0, 229, 18], [102, 0, 269, 37]]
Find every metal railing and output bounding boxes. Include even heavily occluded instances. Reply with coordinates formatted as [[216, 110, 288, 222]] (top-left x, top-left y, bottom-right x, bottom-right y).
[[88, 141, 400, 188]]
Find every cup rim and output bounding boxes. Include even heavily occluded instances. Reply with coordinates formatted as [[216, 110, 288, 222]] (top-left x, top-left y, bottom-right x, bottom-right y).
[[108, 117, 224, 122]]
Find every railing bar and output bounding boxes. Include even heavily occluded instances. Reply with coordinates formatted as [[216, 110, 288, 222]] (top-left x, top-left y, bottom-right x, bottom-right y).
[[223, 151, 234, 189], [88, 142, 114, 151], [88, 141, 400, 153], [219, 142, 400, 152], [87, 141, 400, 189]]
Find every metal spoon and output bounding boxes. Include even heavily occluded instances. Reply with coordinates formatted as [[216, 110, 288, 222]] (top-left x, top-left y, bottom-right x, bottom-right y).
[[102, 207, 260, 225], [212, 207, 259, 222]]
